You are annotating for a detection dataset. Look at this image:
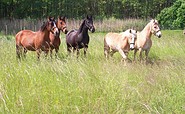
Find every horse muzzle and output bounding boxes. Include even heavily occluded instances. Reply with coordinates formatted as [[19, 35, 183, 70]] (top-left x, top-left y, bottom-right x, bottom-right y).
[[51, 27, 59, 36], [155, 30, 162, 38], [90, 27, 95, 33], [130, 43, 135, 50]]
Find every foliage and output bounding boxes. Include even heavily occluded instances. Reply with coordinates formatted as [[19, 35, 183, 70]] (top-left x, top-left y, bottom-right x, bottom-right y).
[[0, 0, 175, 19], [157, 0, 185, 29]]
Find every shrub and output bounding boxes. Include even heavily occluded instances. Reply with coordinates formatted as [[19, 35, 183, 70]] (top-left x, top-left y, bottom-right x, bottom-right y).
[[157, 0, 185, 29]]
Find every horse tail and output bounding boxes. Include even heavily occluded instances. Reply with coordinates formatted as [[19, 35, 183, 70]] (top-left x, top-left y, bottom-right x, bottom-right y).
[[15, 31, 22, 59]]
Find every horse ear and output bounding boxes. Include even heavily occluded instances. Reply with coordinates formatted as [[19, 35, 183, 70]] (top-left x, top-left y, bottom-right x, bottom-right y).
[[129, 29, 131, 33], [48, 17, 54, 21], [86, 15, 89, 19], [58, 16, 62, 20], [59, 16, 66, 21], [48, 17, 52, 21], [63, 16, 66, 20]]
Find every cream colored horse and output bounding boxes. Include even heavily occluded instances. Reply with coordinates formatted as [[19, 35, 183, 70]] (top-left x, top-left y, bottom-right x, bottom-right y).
[[183, 29, 185, 35], [134, 19, 162, 62], [104, 29, 137, 63]]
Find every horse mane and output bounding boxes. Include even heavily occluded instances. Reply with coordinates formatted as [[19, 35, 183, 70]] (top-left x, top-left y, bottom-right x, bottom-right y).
[[40, 22, 47, 31], [78, 20, 86, 33]]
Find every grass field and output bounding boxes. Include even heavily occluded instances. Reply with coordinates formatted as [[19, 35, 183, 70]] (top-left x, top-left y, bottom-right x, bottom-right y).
[[0, 30, 185, 113]]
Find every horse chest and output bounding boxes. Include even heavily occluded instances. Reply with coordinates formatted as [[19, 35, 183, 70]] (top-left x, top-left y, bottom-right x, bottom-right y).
[[143, 39, 152, 50], [76, 34, 89, 45]]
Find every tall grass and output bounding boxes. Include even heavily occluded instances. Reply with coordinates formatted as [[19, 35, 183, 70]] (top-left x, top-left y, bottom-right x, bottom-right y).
[[0, 18, 146, 35], [0, 30, 185, 113]]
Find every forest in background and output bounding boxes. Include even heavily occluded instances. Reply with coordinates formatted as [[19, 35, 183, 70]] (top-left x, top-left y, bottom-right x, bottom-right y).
[[0, 0, 184, 32], [0, 0, 175, 19]]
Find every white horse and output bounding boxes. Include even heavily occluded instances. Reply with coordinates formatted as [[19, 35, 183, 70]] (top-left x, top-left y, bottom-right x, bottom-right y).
[[134, 19, 162, 62], [104, 29, 137, 64]]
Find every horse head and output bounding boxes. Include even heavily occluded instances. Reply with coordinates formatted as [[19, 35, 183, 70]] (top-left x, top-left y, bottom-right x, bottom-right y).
[[84, 15, 95, 33], [125, 29, 137, 50], [57, 16, 68, 34], [47, 17, 59, 36], [150, 19, 162, 38]]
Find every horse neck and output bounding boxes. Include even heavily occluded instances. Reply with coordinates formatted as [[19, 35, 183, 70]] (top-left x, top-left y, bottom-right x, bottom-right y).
[[140, 22, 152, 39], [78, 20, 88, 35], [56, 21, 61, 34], [39, 28, 50, 39]]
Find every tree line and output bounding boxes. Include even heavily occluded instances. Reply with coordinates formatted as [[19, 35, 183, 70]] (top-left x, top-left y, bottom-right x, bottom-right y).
[[0, 0, 175, 19]]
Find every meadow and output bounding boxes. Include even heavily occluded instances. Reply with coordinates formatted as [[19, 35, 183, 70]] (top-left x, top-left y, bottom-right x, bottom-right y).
[[0, 30, 185, 113]]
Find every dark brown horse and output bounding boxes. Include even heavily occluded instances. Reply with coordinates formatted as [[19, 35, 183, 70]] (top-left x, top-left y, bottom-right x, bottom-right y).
[[15, 17, 59, 59], [66, 15, 95, 57], [45, 16, 68, 58]]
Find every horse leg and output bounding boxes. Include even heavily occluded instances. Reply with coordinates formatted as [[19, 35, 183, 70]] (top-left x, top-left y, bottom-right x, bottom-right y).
[[110, 50, 116, 57], [36, 49, 41, 60], [76, 47, 80, 58], [50, 49, 53, 59], [16, 45, 20, 59], [145, 49, 150, 63], [138, 48, 143, 62], [118, 49, 127, 66], [133, 49, 138, 61], [84, 45, 88, 57], [67, 43, 72, 55], [55, 47, 59, 58], [104, 46, 110, 59], [42, 47, 49, 58], [23, 48, 27, 58]]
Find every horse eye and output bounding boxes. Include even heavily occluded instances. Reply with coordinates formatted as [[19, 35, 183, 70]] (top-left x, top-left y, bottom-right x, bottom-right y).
[[60, 22, 63, 24]]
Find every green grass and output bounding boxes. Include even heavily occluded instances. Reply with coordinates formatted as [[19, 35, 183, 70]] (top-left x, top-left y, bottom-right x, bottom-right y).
[[0, 30, 185, 113]]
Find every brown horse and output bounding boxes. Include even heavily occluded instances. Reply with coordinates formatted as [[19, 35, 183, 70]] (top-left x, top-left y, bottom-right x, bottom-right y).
[[15, 17, 59, 59], [134, 19, 162, 62], [46, 16, 68, 58], [104, 29, 137, 64]]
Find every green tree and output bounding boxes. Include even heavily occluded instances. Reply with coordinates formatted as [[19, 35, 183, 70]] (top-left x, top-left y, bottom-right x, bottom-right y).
[[157, 0, 185, 29]]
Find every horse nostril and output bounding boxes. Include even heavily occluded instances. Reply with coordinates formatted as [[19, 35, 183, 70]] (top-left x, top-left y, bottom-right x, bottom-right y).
[[91, 28, 95, 33], [130, 47, 134, 50], [65, 29, 68, 34]]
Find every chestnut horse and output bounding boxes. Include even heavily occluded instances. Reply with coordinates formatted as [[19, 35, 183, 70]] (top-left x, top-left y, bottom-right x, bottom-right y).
[[66, 15, 95, 57], [104, 29, 137, 64], [134, 19, 162, 62], [45, 16, 68, 58], [15, 17, 59, 59]]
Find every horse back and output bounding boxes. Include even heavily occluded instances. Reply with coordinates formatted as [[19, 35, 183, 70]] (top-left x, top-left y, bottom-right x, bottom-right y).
[[105, 33, 120, 45], [105, 32, 128, 51]]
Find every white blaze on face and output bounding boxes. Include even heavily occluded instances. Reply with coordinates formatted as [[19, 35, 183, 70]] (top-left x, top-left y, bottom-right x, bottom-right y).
[[156, 30, 162, 38], [130, 35, 135, 49], [129, 29, 137, 50], [53, 22, 59, 36]]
